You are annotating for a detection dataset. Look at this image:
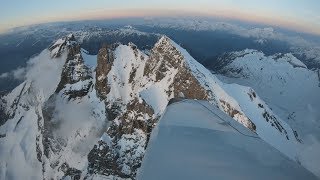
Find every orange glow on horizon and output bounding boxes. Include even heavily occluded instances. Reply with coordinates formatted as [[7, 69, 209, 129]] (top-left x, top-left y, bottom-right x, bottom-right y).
[[1, 8, 319, 36]]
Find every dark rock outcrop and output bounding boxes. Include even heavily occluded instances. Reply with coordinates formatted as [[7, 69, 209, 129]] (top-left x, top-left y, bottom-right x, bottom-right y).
[[55, 43, 91, 94], [95, 45, 116, 99]]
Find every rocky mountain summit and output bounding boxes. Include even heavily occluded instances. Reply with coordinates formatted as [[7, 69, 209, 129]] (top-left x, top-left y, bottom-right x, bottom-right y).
[[0, 35, 311, 179]]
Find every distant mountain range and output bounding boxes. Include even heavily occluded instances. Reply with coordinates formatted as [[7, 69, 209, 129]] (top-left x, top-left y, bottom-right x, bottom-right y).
[[0, 18, 319, 179]]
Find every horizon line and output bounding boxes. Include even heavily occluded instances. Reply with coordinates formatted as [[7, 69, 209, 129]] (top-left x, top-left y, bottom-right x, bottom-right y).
[[1, 8, 320, 36]]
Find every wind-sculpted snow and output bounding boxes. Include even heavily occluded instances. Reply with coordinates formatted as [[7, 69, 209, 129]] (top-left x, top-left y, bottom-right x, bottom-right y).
[[0, 34, 316, 179]]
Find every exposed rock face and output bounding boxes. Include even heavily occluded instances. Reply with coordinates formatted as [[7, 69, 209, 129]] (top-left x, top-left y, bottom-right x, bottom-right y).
[[42, 37, 94, 162], [85, 37, 214, 178], [210, 49, 320, 140], [55, 43, 92, 94], [96, 45, 115, 99], [219, 99, 256, 131], [88, 43, 158, 179], [49, 34, 77, 58], [146, 36, 209, 100], [0, 35, 304, 180], [39, 36, 103, 179], [85, 36, 259, 179], [88, 98, 156, 179], [146, 37, 256, 131], [171, 67, 209, 99], [0, 97, 9, 127]]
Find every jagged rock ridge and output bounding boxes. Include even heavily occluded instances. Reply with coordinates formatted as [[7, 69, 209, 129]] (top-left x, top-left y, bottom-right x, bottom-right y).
[[0, 35, 305, 179]]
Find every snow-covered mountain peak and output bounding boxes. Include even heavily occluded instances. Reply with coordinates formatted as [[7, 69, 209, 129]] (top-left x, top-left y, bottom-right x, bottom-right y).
[[0, 34, 317, 179], [48, 33, 77, 58], [154, 35, 170, 47], [272, 53, 307, 68], [152, 35, 186, 64], [215, 48, 320, 177]]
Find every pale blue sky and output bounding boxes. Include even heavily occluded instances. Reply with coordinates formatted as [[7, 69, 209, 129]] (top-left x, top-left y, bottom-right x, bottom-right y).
[[0, 0, 319, 35]]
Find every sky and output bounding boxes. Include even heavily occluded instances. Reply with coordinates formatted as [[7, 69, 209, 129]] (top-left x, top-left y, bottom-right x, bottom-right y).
[[0, 0, 320, 35]]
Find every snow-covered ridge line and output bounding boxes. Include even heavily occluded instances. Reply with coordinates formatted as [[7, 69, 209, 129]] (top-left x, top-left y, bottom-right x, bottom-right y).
[[215, 48, 320, 177], [138, 99, 317, 180], [167, 38, 305, 162], [0, 34, 317, 179], [48, 34, 77, 58]]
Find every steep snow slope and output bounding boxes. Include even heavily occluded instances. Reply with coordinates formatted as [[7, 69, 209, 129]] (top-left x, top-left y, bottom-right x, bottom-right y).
[[0, 35, 313, 179], [138, 99, 317, 180], [215, 49, 320, 176], [170, 41, 304, 164], [0, 35, 107, 179], [86, 36, 310, 179], [0, 41, 69, 180]]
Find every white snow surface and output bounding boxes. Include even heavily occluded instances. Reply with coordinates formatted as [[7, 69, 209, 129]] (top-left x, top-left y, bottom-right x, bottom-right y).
[[138, 100, 317, 180], [0, 43, 106, 179], [105, 42, 177, 115], [81, 48, 97, 68], [216, 49, 320, 176], [0, 49, 68, 180], [139, 85, 168, 114], [146, 37, 320, 177], [106, 44, 148, 104], [1, 34, 319, 179], [117, 37, 310, 173]]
